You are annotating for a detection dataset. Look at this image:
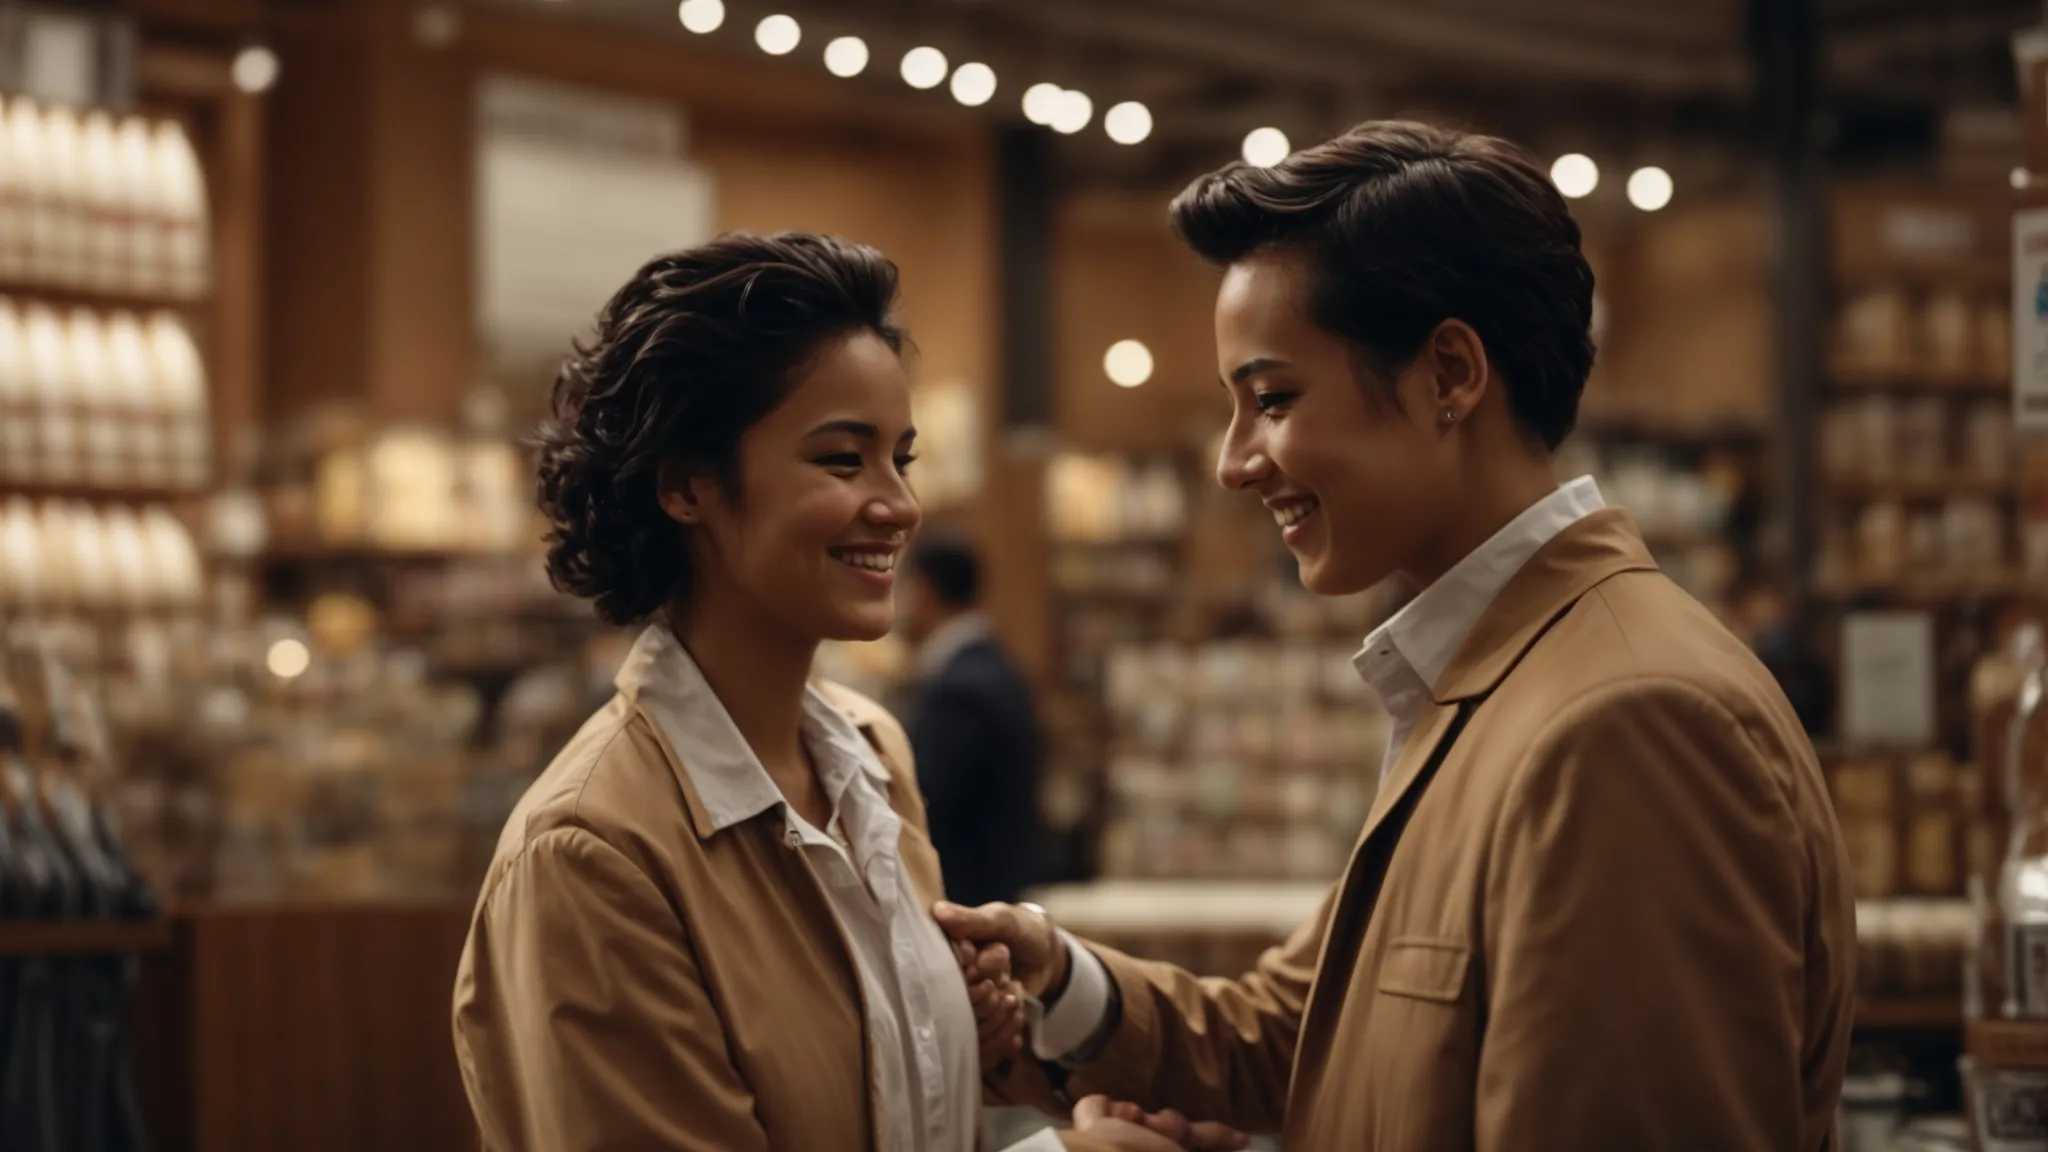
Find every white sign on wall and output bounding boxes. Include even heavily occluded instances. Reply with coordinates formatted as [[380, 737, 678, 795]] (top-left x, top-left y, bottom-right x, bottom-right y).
[[475, 73, 716, 367], [2012, 206, 2048, 432], [1840, 611, 1937, 747]]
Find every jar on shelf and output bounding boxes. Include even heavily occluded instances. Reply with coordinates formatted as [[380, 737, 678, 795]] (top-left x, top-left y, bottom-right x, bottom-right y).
[[1999, 623, 2048, 1018]]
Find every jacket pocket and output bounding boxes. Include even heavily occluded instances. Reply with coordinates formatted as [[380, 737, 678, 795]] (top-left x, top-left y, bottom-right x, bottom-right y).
[[1376, 937, 1470, 1004]]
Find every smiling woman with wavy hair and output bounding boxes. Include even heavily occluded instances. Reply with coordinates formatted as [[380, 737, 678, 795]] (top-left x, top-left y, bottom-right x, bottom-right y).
[[450, 231, 1045, 1151]]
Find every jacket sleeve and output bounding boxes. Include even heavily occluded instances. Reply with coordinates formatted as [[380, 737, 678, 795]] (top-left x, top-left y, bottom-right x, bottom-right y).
[[452, 827, 771, 1152], [988, 887, 1332, 1135], [1475, 678, 1831, 1150]]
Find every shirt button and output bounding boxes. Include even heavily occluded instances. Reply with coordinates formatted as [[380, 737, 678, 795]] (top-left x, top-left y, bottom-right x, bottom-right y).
[[918, 1025, 933, 1042], [786, 829, 802, 848]]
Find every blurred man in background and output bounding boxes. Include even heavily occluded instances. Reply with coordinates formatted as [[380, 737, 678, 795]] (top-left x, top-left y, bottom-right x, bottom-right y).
[[901, 531, 1045, 908]]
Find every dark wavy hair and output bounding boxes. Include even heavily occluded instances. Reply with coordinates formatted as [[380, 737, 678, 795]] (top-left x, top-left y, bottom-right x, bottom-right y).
[[1170, 120, 1595, 450], [533, 232, 905, 626]]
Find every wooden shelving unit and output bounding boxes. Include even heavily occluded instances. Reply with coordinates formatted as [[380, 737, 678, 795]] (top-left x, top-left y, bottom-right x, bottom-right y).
[[0, 918, 172, 956], [0, 279, 204, 314]]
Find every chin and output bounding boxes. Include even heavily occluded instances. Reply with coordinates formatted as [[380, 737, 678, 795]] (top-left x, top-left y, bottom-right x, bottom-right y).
[[1299, 553, 1387, 598], [824, 608, 896, 644]]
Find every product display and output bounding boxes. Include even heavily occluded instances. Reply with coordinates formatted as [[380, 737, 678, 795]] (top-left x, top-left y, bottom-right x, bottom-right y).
[[0, 98, 210, 299]]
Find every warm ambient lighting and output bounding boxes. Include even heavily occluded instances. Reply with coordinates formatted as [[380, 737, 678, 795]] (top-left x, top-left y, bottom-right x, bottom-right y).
[[677, 0, 724, 34], [1627, 165, 1674, 211], [1104, 340, 1154, 388], [824, 35, 869, 77], [754, 14, 801, 56], [2015, 167, 2033, 191], [266, 638, 311, 680], [901, 46, 948, 90], [1550, 153, 1599, 199], [1050, 89, 1092, 135], [950, 62, 997, 107], [1241, 126, 1289, 168], [1105, 101, 1152, 146], [231, 46, 280, 94], [1022, 83, 1064, 126]]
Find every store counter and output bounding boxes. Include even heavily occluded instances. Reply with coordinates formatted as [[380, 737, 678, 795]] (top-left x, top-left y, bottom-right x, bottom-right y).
[[1031, 880, 1329, 976]]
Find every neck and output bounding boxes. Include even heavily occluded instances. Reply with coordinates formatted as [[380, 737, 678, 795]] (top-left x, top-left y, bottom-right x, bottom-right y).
[[668, 588, 817, 791], [1404, 454, 1560, 589]]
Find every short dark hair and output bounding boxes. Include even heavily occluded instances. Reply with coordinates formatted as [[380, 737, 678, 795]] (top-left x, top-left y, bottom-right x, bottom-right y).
[[1169, 120, 1595, 450], [534, 232, 905, 626], [907, 531, 982, 609]]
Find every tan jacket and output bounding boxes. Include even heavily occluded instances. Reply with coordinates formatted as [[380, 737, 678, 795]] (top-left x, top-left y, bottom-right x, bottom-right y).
[[451, 669, 965, 1151], [1009, 511, 1856, 1150]]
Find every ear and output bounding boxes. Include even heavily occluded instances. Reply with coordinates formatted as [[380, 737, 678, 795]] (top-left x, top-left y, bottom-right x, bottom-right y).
[[1426, 319, 1491, 427], [656, 457, 712, 526]]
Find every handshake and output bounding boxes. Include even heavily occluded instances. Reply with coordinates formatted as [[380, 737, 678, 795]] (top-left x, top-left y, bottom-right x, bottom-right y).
[[936, 901, 1250, 1152]]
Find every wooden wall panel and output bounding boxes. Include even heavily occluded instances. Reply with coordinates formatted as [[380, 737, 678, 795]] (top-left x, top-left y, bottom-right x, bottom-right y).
[[138, 904, 476, 1152]]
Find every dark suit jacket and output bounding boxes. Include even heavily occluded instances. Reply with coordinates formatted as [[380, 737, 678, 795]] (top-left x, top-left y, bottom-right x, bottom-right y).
[[904, 636, 1044, 908]]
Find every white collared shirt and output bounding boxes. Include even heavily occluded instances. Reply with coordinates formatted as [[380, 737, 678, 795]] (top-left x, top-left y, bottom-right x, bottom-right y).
[[1352, 475, 1606, 776], [625, 625, 1061, 1152], [1034, 477, 1607, 1064]]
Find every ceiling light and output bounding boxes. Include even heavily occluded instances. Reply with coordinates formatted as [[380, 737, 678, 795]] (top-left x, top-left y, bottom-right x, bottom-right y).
[[1626, 165, 1673, 211], [1242, 127, 1289, 168], [824, 35, 869, 78], [754, 14, 800, 56], [2014, 166, 2032, 191], [1105, 101, 1152, 146], [1104, 339, 1154, 388], [231, 45, 280, 94], [1550, 153, 1599, 199], [1050, 89, 1092, 135], [1022, 83, 1064, 126], [901, 46, 948, 90], [950, 62, 996, 107], [677, 0, 724, 34]]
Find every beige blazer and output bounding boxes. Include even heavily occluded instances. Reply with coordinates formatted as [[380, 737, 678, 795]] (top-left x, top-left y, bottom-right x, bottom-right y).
[[451, 671, 970, 1150], [1003, 510, 1856, 1151]]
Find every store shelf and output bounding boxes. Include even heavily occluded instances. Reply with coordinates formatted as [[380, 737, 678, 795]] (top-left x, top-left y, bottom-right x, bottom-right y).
[[1856, 994, 1962, 1030], [0, 918, 172, 956], [1823, 473, 2018, 501], [0, 278, 205, 314], [1573, 414, 1769, 445], [1814, 570, 2038, 603], [262, 543, 543, 566], [1829, 365, 2012, 394], [0, 480, 204, 505]]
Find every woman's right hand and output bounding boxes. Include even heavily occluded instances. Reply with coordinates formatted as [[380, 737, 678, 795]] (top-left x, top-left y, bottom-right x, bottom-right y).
[[958, 939, 1026, 1072]]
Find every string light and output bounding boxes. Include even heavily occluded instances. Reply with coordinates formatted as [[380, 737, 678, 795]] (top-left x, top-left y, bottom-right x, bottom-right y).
[[824, 35, 869, 77], [754, 14, 800, 56], [1242, 127, 1289, 167], [1022, 83, 1064, 126], [1627, 166, 1674, 211], [1105, 102, 1152, 145], [1550, 153, 1598, 199], [677, 0, 724, 34], [901, 46, 948, 89], [1050, 90, 1092, 135], [950, 62, 996, 107]]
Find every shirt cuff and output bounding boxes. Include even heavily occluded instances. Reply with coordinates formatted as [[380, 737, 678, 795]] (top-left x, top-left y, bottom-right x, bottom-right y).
[[997, 1127, 1068, 1152], [1028, 930, 1113, 1063]]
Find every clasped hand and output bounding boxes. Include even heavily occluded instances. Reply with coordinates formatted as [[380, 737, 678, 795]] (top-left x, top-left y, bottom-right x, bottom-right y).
[[942, 900, 1249, 1152]]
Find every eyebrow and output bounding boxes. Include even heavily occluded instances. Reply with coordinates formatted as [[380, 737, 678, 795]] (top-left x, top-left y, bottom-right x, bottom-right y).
[[1227, 357, 1290, 386], [805, 419, 917, 444]]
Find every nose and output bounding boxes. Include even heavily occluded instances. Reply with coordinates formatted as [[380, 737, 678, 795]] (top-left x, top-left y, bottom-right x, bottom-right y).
[[1215, 420, 1273, 491], [863, 471, 921, 535]]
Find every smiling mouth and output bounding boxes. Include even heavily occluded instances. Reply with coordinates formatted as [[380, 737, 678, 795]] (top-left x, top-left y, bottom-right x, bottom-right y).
[[1273, 498, 1320, 529], [830, 548, 898, 574]]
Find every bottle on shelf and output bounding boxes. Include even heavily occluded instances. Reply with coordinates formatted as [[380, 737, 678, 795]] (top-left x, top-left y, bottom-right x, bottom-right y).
[[151, 121, 209, 300], [41, 102, 86, 289], [23, 302, 76, 485], [0, 298, 28, 483], [1999, 623, 2048, 1017]]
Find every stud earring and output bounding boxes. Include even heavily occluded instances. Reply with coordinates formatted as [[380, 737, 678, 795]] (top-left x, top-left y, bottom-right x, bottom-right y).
[[1440, 409, 1457, 425]]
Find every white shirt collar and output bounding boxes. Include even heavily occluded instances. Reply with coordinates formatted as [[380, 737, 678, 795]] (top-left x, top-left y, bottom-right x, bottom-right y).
[[917, 611, 992, 678], [613, 624, 890, 833], [1356, 476, 1605, 699]]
